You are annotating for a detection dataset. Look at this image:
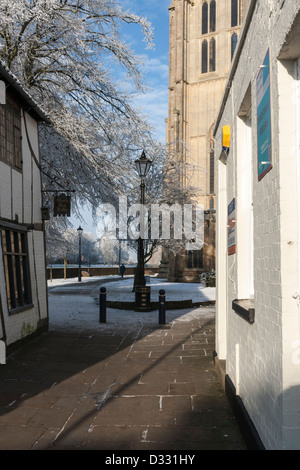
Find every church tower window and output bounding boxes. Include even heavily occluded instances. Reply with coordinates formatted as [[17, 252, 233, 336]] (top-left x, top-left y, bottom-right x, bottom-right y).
[[202, 1, 216, 35], [210, 0, 216, 32], [209, 37, 216, 71], [202, 2, 208, 35], [231, 0, 242, 27], [202, 40, 208, 73], [202, 38, 216, 74]]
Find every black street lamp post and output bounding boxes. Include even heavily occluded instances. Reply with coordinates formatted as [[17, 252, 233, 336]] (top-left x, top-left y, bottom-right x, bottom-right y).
[[134, 151, 152, 288], [77, 226, 83, 282]]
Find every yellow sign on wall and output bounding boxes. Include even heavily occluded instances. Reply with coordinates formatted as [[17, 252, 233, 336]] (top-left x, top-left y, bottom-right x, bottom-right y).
[[222, 125, 230, 152]]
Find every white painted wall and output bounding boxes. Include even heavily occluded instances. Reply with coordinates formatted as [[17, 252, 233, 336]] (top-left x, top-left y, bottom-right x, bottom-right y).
[[215, 0, 300, 450], [0, 106, 48, 346]]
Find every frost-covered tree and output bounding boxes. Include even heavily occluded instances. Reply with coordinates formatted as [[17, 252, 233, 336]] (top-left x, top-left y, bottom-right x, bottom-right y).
[[46, 220, 102, 277], [105, 140, 204, 288], [0, 0, 156, 212], [125, 140, 203, 259]]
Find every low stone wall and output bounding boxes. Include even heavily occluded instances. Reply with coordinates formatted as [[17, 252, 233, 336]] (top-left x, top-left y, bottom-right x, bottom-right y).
[[46, 266, 159, 280]]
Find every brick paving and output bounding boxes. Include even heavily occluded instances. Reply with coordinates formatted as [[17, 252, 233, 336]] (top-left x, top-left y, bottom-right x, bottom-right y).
[[0, 301, 247, 451]]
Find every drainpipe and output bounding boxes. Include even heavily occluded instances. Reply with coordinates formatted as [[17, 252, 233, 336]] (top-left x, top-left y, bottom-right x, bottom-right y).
[[289, 60, 300, 367], [294, 61, 300, 328]]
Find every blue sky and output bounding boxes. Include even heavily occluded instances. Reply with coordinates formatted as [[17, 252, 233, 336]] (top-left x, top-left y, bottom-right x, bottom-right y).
[[70, 0, 171, 235], [121, 0, 170, 143]]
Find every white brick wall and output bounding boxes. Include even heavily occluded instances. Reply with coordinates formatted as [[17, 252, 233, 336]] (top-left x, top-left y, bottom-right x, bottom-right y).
[[215, 0, 300, 450]]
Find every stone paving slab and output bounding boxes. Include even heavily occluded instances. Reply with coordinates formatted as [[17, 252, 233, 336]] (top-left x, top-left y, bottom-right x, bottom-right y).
[[0, 306, 247, 451]]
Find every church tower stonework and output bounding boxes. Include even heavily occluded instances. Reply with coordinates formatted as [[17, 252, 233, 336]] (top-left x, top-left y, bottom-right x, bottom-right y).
[[160, 0, 249, 282]]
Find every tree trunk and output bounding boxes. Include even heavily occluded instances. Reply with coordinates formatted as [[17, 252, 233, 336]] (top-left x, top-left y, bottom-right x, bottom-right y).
[[63, 256, 67, 280]]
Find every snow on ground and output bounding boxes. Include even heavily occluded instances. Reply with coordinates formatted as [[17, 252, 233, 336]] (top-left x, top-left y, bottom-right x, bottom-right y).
[[100, 277, 216, 304], [47, 275, 121, 287], [48, 276, 215, 332], [48, 276, 215, 303]]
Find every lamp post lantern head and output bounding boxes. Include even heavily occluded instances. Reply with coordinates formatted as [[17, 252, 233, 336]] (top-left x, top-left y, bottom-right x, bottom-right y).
[[135, 151, 152, 178], [77, 226, 83, 238]]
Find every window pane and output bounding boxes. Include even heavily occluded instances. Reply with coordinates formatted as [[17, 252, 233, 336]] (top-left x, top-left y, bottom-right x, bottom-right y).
[[197, 250, 203, 269], [231, 0, 238, 27], [202, 2, 208, 34], [6, 101, 14, 166], [20, 232, 30, 305], [14, 232, 23, 307], [0, 98, 22, 169], [209, 37, 216, 72], [187, 251, 193, 269], [14, 126, 22, 169], [1, 229, 31, 311], [202, 40, 208, 73], [210, 0, 216, 32], [186, 250, 203, 269]]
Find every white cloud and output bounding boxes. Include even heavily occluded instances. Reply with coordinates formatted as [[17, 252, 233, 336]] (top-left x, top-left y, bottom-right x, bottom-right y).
[[140, 55, 169, 82]]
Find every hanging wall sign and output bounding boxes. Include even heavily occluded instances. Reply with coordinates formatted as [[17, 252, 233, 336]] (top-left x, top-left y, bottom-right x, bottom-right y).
[[222, 125, 230, 153], [228, 198, 236, 255], [54, 193, 71, 217], [257, 49, 272, 181]]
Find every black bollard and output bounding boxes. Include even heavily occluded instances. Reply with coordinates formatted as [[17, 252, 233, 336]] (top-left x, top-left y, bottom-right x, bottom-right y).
[[99, 287, 107, 323], [159, 289, 166, 325]]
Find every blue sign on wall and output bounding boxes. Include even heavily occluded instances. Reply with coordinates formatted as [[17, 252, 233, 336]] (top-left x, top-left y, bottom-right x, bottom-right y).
[[228, 198, 236, 256], [257, 49, 272, 181]]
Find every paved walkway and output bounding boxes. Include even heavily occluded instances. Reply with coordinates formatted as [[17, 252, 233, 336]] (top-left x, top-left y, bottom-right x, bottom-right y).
[[0, 279, 247, 451]]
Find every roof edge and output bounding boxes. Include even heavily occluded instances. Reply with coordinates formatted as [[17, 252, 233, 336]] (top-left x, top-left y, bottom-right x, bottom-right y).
[[0, 61, 51, 124]]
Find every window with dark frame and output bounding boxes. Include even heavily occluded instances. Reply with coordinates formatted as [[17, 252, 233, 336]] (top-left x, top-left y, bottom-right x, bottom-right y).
[[0, 96, 22, 170], [202, 1, 216, 34], [202, 40, 208, 73], [202, 2, 208, 35], [187, 249, 203, 269], [231, 0, 242, 27], [1, 228, 32, 312], [201, 1, 216, 74], [202, 38, 216, 74], [209, 0, 216, 32], [209, 37, 216, 72]]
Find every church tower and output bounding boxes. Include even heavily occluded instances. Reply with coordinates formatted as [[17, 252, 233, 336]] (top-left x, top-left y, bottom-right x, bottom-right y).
[[161, 0, 249, 282]]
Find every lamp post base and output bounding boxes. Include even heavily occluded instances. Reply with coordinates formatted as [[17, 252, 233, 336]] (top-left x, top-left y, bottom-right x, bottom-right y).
[[135, 285, 151, 312]]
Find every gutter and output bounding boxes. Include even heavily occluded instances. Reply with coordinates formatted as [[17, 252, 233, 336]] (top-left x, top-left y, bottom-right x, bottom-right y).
[[213, 0, 257, 137]]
